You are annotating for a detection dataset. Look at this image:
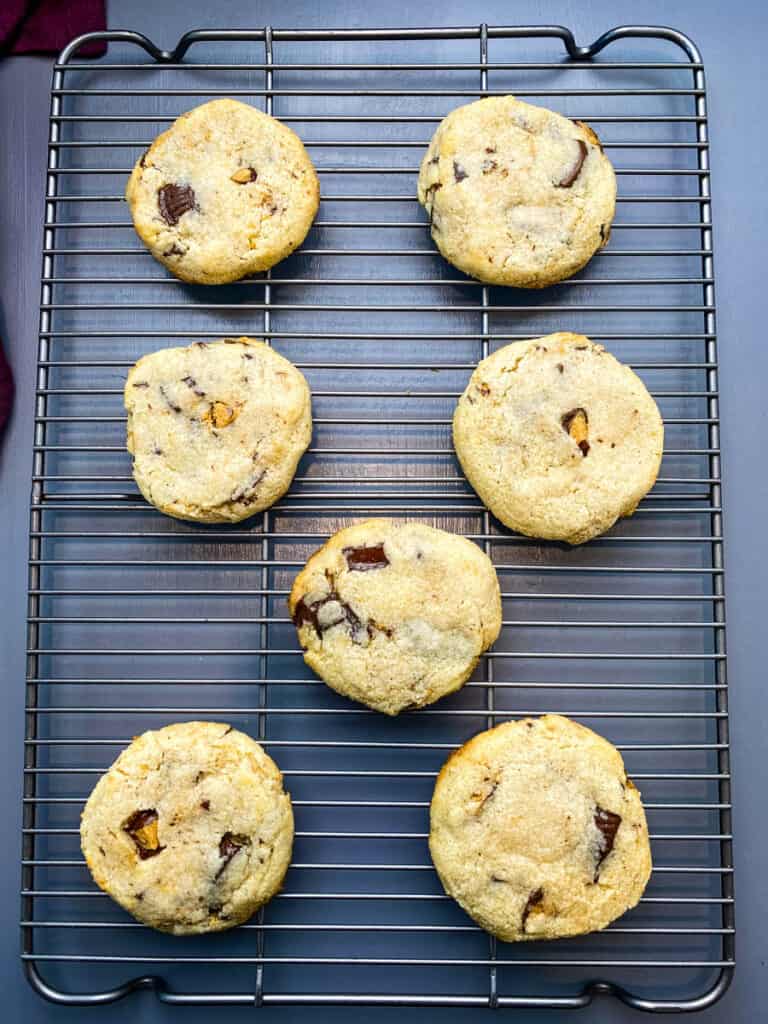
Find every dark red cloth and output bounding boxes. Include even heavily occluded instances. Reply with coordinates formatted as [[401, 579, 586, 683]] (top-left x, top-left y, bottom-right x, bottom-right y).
[[0, 1, 106, 57], [0, 4, 107, 434]]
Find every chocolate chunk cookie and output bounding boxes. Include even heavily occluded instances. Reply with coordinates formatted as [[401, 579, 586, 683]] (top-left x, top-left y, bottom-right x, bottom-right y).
[[125, 337, 311, 523], [417, 97, 615, 288], [126, 99, 319, 284], [80, 722, 294, 935], [429, 715, 652, 942], [453, 333, 663, 544], [288, 519, 502, 715]]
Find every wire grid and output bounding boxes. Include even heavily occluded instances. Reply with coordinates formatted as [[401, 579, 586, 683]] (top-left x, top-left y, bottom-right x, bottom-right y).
[[22, 24, 733, 1011]]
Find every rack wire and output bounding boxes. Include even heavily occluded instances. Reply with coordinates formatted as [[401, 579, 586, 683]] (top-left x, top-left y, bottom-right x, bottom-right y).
[[22, 24, 733, 1011]]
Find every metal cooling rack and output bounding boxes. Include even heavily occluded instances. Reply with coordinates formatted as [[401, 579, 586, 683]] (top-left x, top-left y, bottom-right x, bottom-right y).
[[22, 23, 733, 1011]]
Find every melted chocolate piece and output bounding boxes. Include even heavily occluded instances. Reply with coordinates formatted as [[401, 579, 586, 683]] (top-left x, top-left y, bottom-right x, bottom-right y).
[[343, 544, 389, 572], [158, 183, 196, 226], [200, 800, 210, 811], [159, 385, 182, 414], [521, 887, 544, 930], [215, 832, 251, 880], [453, 160, 468, 183], [230, 469, 266, 505], [561, 407, 590, 456], [555, 140, 588, 189], [122, 808, 165, 860], [593, 807, 622, 881], [292, 591, 367, 643]]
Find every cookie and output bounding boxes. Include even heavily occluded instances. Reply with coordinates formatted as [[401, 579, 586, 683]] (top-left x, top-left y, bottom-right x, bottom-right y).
[[126, 98, 319, 284], [125, 337, 312, 523], [417, 96, 615, 288], [453, 333, 663, 544], [80, 721, 294, 935], [429, 715, 652, 942], [288, 519, 502, 715]]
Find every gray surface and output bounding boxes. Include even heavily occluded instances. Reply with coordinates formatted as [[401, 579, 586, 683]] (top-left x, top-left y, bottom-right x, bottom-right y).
[[0, 0, 765, 1020]]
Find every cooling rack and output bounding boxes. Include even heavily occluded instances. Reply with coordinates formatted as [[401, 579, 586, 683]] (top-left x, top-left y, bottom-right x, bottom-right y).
[[22, 23, 733, 1011]]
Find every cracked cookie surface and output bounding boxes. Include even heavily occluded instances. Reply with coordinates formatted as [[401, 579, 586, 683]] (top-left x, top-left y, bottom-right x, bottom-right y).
[[80, 721, 294, 935], [453, 333, 663, 544], [126, 98, 319, 284], [429, 715, 652, 942], [417, 96, 615, 288], [125, 337, 311, 523], [288, 519, 502, 715]]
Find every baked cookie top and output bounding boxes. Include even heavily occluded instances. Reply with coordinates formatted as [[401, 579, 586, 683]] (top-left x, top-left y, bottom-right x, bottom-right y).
[[126, 98, 319, 284], [429, 715, 652, 942], [80, 721, 294, 935], [453, 333, 663, 544], [125, 337, 311, 523], [288, 519, 502, 715], [417, 96, 616, 288]]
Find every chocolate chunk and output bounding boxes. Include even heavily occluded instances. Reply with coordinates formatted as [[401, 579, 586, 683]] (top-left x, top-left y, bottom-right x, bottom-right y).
[[484, 146, 496, 154], [158, 183, 196, 226], [153, 447, 163, 456], [593, 807, 622, 881], [556, 363, 564, 374], [426, 182, 442, 197], [561, 407, 590, 456], [200, 800, 210, 811], [481, 159, 497, 174], [292, 590, 367, 644], [215, 832, 251, 879], [131, 381, 149, 389], [122, 809, 165, 860], [522, 887, 544, 930], [181, 376, 197, 388], [555, 140, 588, 189], [231, 167, 258, 184], [343, 544, 389, 572], [428, 155, 440, 166], [453, 160, 468, 183]]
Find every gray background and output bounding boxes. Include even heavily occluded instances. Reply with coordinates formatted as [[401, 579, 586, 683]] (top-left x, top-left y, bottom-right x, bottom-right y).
[[0, 0, 764, 1020]]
